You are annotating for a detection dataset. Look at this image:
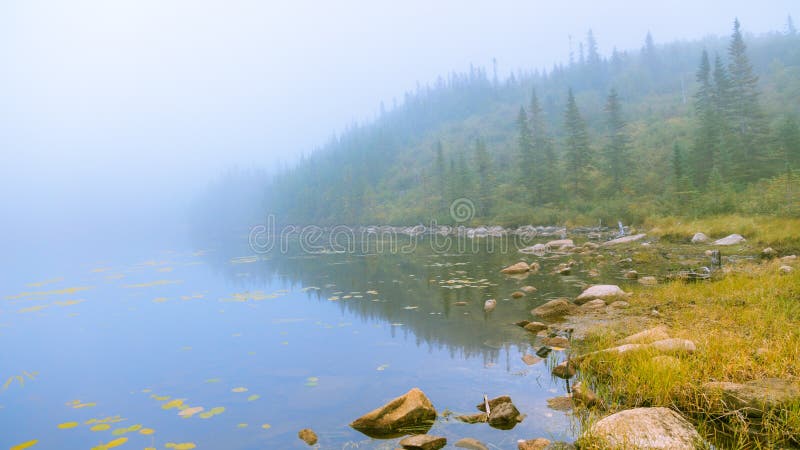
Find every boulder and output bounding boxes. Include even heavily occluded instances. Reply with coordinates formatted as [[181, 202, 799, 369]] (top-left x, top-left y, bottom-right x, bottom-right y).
[[580, 299, 607, 310], [455, 438, 488, 450], [517, 438, 551, 450], [502, 262, 530, 274], [521, 285, 538, 293], [620, 326, 670, 345], [399, 434, 447, 450], [691, 232, 710, 244], [650, 338, 696, 354], [638, 276, 657, 286], [298, 428, 318, 446], [519, 243, 548, 255], [712, 234, 746, 246], [779, 265, 793, 274], [546, 239, 574, 248], [781, 254, 797, 262], [702, 378, 800, 417], [762, 247, 777, 258], [542, 336, 570, 348], [602, 233, 646, 246], [624, 270, 639, 279], [350, 388, 437, 438], [572, 382, 601, 408], [487, 401, 523, 428], [552, 360, 577, 379], [515, 320, 531, 328], [476, 395, 512, 412], [511, 291, 525, 299], [587, 407, 701, 449], [609, 300, 630, 309], [531, 299, 578, 318], [455, 413, 487, 424], [483, 299, 497, 312], [524, 322, 548, 333], [575, 285, 627, 304]]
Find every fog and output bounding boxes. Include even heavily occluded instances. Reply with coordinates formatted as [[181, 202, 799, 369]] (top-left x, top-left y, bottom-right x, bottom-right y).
[[1, 0, 796, 256]]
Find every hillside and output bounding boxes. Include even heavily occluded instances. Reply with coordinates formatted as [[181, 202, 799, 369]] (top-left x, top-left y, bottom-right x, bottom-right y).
[[204, 19, 800, 228]]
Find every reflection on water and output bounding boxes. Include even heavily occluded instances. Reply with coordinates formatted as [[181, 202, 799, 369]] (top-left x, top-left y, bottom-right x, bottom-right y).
[[0, 236, 601, 449]]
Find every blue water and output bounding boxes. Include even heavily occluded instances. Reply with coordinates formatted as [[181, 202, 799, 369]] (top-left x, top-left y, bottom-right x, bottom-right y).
[[0, 236, 583, 449]]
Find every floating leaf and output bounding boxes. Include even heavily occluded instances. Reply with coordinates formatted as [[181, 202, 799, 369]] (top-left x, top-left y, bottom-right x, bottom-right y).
[[91, 424, 111, 432], [91, 437, 128, 450], [198, 406, 225, 419], [66, 399, 96, 409], [52, 299, 85, 307], [26, 277, 63, 287], [261, 423, 272, 430], [6, 286, 90, 300], [150, 394, 170, 401], [304, 377, 319, 387], [376, 364, 389, 371], [165, 443, 196, 450], [161, 399, 185, 410], [58, 422, 79, 429], [231, 387, 247, 393], [18, 305, 48, 314], [139, 428, 155, 435], [237, 423, 248, 428], [246, 394, 260, 402], [178, 406, 203, 417], [123, 280, 182, 289], [10, 440, 38, 450], [204, 378, 221, 383]]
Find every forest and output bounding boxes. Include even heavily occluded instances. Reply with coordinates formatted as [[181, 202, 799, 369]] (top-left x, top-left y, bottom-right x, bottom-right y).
[[199, 18, 800, 228]]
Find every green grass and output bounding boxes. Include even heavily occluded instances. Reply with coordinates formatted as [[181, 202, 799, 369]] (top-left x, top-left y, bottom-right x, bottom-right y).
[[574, 258, 800, 449], [646, 215, 800, 252]]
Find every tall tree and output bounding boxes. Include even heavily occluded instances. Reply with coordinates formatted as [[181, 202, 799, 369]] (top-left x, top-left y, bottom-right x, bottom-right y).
[[788, 14, 797, 35], [516, 106, 536, 204], [691, 50, 716, 187], [434, 140, 446, 207], [473, 137, 494, 216], [603, 88, 629, 192], [563, 88, 592, 195], [586, 29, 601, 67], [712, 53, 734, 179], [777, 114, 800, 170], [529, 89, 559, 203], [727, 18, 767, 182]]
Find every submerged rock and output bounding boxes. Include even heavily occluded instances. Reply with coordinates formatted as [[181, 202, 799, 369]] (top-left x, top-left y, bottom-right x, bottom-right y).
[[298, 428, 318, 446], [575, 285, 627, 304], [531, 298, 578, 318], [501, 262, 531, 274], [521, 285, 538, 293], [456, 413, 487, 424], [521, 354, 543, 365], [455, 437, 488, 450], [542, 336, 570, 348], [712, 234, 746, 246], [399, 434, 446, 450], [524, 322, 548, 333], [350, 388, 436, 438], [517, 438, 552, 450], [572, 382, 601, 408], [702, 378, 800, 417], [552, 360, 577, 379], [511, 291, 525, 299], [587, 407, 701, 449]]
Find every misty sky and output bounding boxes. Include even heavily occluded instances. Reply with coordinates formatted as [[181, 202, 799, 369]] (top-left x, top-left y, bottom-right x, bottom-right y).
[[0, 0, 797, 247]]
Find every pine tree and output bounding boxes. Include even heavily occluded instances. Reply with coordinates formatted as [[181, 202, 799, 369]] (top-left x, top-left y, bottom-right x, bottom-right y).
[[672, 142, 686, 192], [434, 141, 446, 207], [529, 89, 559, 203], [727, 18, 767, 182], [516, 106, 536, 204], [712, 53, 734, 179], [473, 137, 494, 216], [691, 50, 717, 187], [788, 14, 797, 35], [586, 30, 601, 67], [777, 114, 800, 169], [603, 88, 629, 192], [563, 88, 592, 195]]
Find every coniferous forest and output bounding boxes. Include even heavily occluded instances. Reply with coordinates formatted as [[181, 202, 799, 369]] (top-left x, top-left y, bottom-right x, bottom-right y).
[[202, 18, 800, 227]]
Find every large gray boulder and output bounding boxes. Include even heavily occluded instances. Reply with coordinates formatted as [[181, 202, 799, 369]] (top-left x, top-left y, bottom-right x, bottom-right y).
[[602, 233, 646, 246], [531, 298, 578, 318], [501, 261, 531, 274], [712, 234, 746, 245], [350, 388, 436, 438], [575, 285, 627, 304], [691, 232, 710, 244], [702, 378, 800, 417], [399, 434, 447, 450], [587, 407, 701, 449]]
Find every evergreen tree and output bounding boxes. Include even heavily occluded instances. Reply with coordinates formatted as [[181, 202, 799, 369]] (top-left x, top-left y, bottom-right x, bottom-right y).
[[586, 29, 601, 67], [727, 19, 767, 182], [788, 14, 797, 35], [672, 142, 686, 192], [516, 106, 536, 204], [712, 53, 734, 178], [603, 88, 629, 192], [529, 89, 559, 203], [777, 114, 800, 169], [473, 137, 494, 216], [563, 88, 592, 195], [691, 50, 717, 187], [434, 140, 446, 206]]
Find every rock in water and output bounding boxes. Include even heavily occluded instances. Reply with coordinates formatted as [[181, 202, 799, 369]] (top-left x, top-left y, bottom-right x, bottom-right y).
[[298, 428, 318, 446], [483, 299, 497, 312], [712, 234, 746, 245], [575, 285, 627, 304], [501, 262, 530, 274], [350, 388, 436, 438], [587, 407, 701, 449], [552, 360, 577, 379], [399, 434, 447, 450], [531, 298, 578, 318], [511, 291, 525, 298], [572, 382, 601, 408], [691, 232, 710, 244], [523, 322, 547, 333], [521, 285, 538, 293], [455, 438, 488, 450], [487, 401, 523, 429], [517, 438, 551, 450]]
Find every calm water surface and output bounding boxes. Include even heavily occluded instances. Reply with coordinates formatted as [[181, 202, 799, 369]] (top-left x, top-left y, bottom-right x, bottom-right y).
[[1, 234, 614, 449]]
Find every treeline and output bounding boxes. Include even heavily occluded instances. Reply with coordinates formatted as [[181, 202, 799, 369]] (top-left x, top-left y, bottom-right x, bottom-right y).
[[202, 17, 800, 227]]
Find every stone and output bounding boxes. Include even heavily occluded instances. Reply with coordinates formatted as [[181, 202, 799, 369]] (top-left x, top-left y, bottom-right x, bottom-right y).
[[454, 301, 468, 306], [624, 270, 639, 279], [535, 346, 552, 358], [519, 243, 548, 255], [702, 378, 800, 417], [522, 354, 543, 365], [476, 395, 513, 412], [609, 300, 630, 309], [531, 298, 578, 318], [524, 322, 548, 333], [638, 276, 657, 286], [691, 232, 710, 244], [511, 291, 525, 299], [542, 336, 570, 348], [455, 437, 488, 450], [712, 234, 746, 246], [546, 239, 574, 248], [597, 343, 648, 355], [521, 285, 538, 293], [501, 262, 530, 274], [552, 360, 577, 379], [602, 233, 647, 246], [650, 338, 696, 354], [350, 388, 437, 438], [529, 262, 541, 272], [455, 413, 487, 424], [399, 434, 447, 450], [575, 285, 627, 304], [515, 320, 531, 328], [572, 382, 601, 408], [781, 254, 797, 262], [546, 396, 573, 411], [555, 265, 571, 275], [620, 326, 670, 345], [298, 428, 318, 446], [483, 299, 497, 312], [587, 407, 701, 449], [580, 299, 607, 310], [779, 265, 793, 274], [517, 438, 551, 450], [762, 247, 777, 258], [487, 401, 523, 429]]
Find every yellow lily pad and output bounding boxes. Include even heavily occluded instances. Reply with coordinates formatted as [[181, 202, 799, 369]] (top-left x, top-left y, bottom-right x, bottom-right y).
[[58, 422, 79, 429], [11, 439, 39, 450]]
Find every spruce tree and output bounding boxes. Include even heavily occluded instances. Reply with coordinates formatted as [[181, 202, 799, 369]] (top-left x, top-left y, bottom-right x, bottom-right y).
[[473, 137, 494, 216], [516, 106, 536, 204], [777, 114, 800, 170], [563, 88, 592, 195], [603, 88, 629, 192], [529, 89, 559, 203], [712, 54, 734, 179], [435, 141, 446, 207], [691, 50, 716, 187]]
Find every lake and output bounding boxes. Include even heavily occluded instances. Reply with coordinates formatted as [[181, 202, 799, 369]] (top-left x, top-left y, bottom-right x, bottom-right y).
[[1, 230, 632, 450]]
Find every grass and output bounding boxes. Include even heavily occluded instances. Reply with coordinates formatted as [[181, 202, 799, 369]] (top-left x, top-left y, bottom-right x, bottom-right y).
[[573, 257, 800, 449], [645, 215, 800, 252]]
